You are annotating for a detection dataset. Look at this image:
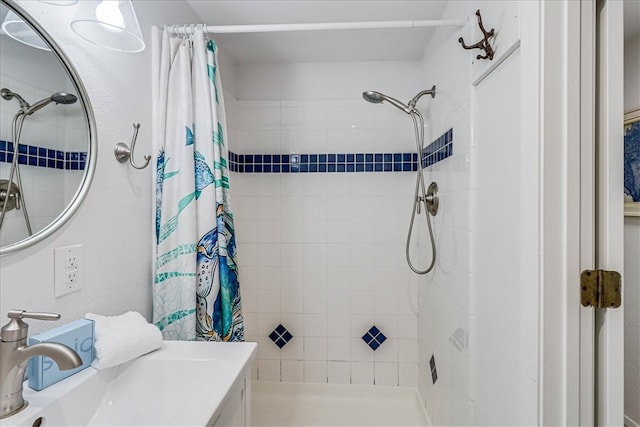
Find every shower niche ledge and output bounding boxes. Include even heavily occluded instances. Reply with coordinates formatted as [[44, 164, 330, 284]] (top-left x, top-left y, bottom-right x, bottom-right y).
[[4, 341, 257, 427]]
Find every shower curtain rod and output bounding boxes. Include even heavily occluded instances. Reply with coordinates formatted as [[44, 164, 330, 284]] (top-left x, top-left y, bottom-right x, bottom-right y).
[[167, 19, 463, 35]]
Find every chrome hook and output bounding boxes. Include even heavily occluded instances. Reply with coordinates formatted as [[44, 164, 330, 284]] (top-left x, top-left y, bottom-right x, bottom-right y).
[[114, 122, 151, 170]]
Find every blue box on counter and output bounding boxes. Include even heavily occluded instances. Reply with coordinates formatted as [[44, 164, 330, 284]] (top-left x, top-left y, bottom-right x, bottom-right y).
[[27, 318, 94, 391]]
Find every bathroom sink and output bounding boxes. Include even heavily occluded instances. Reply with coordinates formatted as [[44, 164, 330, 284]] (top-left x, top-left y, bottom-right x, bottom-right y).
[[4, 341, 256, 426]]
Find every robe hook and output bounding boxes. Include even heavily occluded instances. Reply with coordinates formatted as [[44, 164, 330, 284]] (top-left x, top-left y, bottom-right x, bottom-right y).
[[458, 9, 495, 60], [114, 122, 151, 170]]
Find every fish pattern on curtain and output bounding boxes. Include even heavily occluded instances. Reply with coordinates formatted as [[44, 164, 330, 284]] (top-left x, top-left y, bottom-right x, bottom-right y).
[[153, 27, 244, 342]]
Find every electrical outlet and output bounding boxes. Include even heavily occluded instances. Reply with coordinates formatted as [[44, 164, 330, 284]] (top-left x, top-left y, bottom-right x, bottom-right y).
[[55, 244, 82, 297]]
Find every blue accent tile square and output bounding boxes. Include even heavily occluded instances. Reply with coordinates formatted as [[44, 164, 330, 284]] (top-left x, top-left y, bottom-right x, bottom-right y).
[[255, 154, 263, 163], [38, 147, 46, 157], [270, 324, 293, 349], [29, 145, 37, 155], [291, 164, 299, 172], [245, 165, 254, 173], [71, 152, 79, 161], [402, 163, 411, 171], [263, 164, 272, 173], [0, 140, 5, 151], [56, 150, 64, 159], [282, 165, 290, 173], [18, 155, 27, 165], [309, 164, 318, 172], [365, 164, 373, 172], [319, 164, 327, 172], [384, 153, 392, 163], [431, 369, 438, 384], [356, 153, 364, 162], [328, 154, 336, 162], [347, 154, 354, 162], [47, 149, 55, 159], [7, 142, 14, 152], [375, 163, 383, 172], [273, 164, 281, 173], [38, 158, 46, 167], [337, 154, 346, 163], [245, 155, 253, 164], [337, 164, 345, 172], [79, 161, 86, 170], [282, 154, 290, 163], [56, 160, 64, 169], [47, 159, 55, 168], [365, 153, 373, 162], [300, 164, 308, 172], [383, 163, 392, 172], [28, 156, 37, 166], [346, 164, 354, 172], [18, 144, 27, 154], [273, 154, 281, 163], [394, 153, 402, 162], [310, 154, 318, 163], [264, 154, 271, 163], [328, 164, 336, 172], [356, 164, 364, 172], [0, 153, 5, 162], [238, 165, 245, 173], [361, 326, 387, 351], [255, 165, 263, 173], [375, 153, 383, 162], [70, 162, 79, 170], [301, 154, 309, 163], [393, 163, 402, 172], [429, 355, 436, 371], [319, 154, 327, 163]]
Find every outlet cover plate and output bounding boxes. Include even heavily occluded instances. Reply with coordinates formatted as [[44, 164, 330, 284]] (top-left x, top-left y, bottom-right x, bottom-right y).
[[54, 244, 82, 297]]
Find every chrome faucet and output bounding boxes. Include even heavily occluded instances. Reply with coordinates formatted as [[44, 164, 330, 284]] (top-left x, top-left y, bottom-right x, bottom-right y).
[[0, 310, 82, 419]]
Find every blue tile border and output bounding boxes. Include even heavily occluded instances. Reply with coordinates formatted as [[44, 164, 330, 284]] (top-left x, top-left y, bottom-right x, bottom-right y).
[[228, 128, 453, 174], [0, 140, 87, 171], [422, 128, 453, 168]]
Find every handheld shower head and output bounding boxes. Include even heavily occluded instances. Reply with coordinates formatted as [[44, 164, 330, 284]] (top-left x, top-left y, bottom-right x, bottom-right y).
[[25, 92, 78, 115], [362, 91, 411, 113]]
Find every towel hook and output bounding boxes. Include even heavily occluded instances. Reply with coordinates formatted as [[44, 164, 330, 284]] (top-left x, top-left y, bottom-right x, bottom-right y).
[[458, 9, 495, 60], [114, 122, 151, 170]]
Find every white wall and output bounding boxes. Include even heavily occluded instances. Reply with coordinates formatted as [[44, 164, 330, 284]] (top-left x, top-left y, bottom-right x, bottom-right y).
[[624, 33, 640, 427], [0, 1, 202, 333]]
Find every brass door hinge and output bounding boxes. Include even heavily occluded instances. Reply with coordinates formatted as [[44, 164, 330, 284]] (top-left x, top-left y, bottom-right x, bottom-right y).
[[580, 270, 621, 308]]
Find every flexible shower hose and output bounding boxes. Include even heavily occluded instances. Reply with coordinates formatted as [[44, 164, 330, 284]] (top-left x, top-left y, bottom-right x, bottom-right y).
[[405, 110, 437, 275]]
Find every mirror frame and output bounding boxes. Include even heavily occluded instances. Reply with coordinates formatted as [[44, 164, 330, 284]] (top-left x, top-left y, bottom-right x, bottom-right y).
[[0, 0, 97, 255]]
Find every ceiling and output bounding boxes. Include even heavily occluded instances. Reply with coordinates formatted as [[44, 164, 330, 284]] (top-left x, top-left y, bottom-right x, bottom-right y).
[[184, 1, 449, 64]]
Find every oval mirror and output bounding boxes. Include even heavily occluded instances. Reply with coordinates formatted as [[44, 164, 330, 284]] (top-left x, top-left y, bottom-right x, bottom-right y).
[[0, 0, 96, 255]]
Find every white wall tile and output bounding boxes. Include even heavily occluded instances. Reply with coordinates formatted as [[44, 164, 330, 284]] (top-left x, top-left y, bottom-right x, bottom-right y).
[[304, 337, 328, 361], [399, 363, 419, 387], [281, 290, 303, 314], [327, 314, 351, 337], [304, 314, 328, 337], [328, 361, 351, 384], [350, 362, 374, 385], [350, 338, 374, 362], [304, 290, 328, 314], [304, 361, 328, 383], [327, 337, 351, 361], [280, 337, 303, 361], [281, 360, 304, 383], [258, 359, 280, 381], [374, 362, 398, 386]]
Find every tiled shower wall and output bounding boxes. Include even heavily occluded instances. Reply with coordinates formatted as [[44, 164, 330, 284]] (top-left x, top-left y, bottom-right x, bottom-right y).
[[227, 95, 425, 386], [0, 48, 86, 245]]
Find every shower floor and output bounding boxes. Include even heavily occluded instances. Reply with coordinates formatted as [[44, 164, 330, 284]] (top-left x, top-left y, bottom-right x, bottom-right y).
[[251, 381, 429, 426]]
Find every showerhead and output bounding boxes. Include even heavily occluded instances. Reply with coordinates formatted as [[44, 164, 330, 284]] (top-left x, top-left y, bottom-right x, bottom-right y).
[[408, 85, 436, 109], [25, 92, 78, 115], [51, 92, 78, 105], [362, 90, 411, 113]]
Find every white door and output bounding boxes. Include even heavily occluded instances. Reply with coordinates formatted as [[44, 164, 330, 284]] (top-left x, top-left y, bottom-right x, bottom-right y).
[[595, 0, 625, 425]]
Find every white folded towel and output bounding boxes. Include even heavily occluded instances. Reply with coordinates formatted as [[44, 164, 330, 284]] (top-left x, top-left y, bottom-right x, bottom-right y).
[[85, 311, 163, 370]]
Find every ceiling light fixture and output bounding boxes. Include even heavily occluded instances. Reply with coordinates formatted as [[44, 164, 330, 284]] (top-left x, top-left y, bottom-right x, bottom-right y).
[[70, 0, 145, 53]]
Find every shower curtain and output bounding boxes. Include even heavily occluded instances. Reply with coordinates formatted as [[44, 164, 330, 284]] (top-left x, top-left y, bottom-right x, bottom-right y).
[[151, 27, 243, 342]]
